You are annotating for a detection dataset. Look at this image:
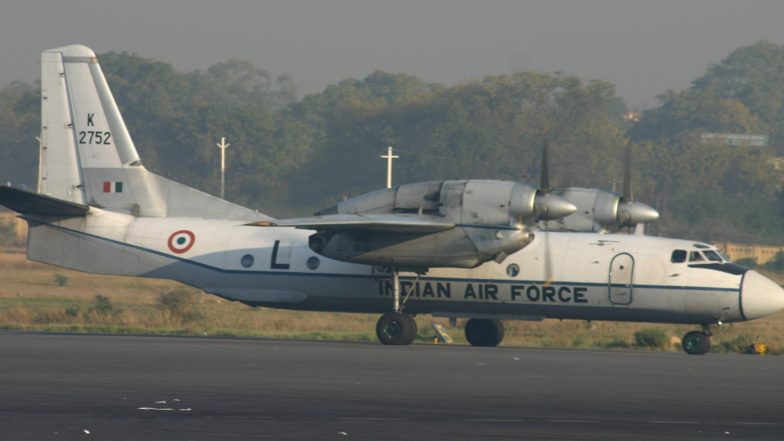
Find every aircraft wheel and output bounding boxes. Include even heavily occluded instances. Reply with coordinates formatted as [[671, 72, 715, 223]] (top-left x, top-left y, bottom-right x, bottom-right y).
[[682, 330, 711, 355], [465, 319, 505, 347], [376, 312, 417, 345]]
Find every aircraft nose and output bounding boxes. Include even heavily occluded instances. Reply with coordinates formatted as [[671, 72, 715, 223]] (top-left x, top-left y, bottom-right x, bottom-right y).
[[741, 271, 784, 321]]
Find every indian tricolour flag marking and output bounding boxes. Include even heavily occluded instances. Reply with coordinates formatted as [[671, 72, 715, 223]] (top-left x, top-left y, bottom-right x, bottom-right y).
[[103, 181, 123, 193]]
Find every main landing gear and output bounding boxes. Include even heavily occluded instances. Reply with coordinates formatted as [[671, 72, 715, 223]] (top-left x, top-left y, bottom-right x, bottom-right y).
[[681, 326, 712, 355], [374, 269, 506, 347], [375, 269, 418, 345], [465, 319, 505, 347]]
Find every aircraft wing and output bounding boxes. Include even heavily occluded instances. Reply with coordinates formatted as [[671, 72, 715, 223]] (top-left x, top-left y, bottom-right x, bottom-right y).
[[246, 214, 455, 233]]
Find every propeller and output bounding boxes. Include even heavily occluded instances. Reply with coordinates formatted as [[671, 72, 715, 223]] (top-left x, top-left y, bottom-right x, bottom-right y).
[[536, 136, 560, 285], [622, 144, 632, 202], [533, 137, 576, 222], [616, 143, 659, 228], [541, 137, 550, 193]]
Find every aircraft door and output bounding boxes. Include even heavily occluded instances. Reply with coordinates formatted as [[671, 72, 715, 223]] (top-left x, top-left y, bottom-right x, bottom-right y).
[[608, 253, 634, 305]]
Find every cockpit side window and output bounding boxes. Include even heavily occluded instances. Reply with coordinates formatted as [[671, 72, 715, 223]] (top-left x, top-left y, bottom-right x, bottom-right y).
[[703, 250, 723, 262], [689, 251, 705, 262], [671, 250, 687, 263]]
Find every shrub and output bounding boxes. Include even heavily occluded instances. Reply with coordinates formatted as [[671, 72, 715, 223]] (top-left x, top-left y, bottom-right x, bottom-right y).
[[734, 257, 758, 269], [604, 338, 629, 349], [53, 273, 68, 287], [89, 294, 115, 316], [764, 252, 784, 273], [717, 334, 757, 354], [0, 220, 14, 247], [158, 288, 202, 323], [634, 328, 669, 350]]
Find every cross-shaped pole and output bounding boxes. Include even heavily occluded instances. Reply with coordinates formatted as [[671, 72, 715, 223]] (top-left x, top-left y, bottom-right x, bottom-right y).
[[380, 146, 399, 189], [216, 137, 230, 199]]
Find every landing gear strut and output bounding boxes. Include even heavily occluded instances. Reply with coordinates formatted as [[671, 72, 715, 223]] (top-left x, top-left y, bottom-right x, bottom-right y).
[[465, 319, 505, 347], [682, 327, 711, 355], [375, 268, 417, 346]]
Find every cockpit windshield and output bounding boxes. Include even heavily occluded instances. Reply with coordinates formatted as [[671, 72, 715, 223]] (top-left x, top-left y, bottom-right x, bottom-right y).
[[703, 250, 723, 262], [673, 246, 745, 275], [689, 251, 704, 262], [673, 248, 727, 264]]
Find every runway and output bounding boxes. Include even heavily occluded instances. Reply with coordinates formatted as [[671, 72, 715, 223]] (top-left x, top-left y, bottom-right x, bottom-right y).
[[0, 333, 782, 440]]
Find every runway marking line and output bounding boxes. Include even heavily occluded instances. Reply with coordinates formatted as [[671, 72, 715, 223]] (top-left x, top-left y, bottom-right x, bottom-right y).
[[736, 422, 780, 426], [466, 419, 523, 423], [548, 419, 600, 423], [648, 421, 698, 425], [338, 417, 404, 421]]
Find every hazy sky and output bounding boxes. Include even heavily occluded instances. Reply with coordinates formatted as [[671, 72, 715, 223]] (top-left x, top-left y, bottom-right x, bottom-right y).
[[2, 0, 784, 108]]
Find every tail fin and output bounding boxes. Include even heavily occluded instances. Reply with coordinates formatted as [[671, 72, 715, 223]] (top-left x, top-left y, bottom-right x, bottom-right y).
[[40, 45, 141, 206], [39, 45, 269, 221]]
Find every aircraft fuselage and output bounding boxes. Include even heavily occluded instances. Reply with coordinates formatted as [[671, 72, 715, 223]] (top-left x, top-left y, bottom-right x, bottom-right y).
[[26, 209, 771, 327]]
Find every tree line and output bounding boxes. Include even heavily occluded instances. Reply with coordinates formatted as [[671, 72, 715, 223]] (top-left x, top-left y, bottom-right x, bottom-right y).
[[1, 41, 783, 242]]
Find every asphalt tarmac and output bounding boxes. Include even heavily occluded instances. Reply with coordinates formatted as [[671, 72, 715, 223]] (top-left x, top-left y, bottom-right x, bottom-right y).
[[0, 332, 782, 441]]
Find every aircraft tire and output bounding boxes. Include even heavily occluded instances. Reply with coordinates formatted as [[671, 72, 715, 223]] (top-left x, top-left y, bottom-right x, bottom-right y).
[[376, 312, 417, 345], [682, 330, 711, 355], [465, 319, 505, 347]]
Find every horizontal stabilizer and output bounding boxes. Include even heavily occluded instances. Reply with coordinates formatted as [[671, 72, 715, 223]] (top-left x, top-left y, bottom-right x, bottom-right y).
[[247, 214, 454, 233], [0, 186, 89, 217]]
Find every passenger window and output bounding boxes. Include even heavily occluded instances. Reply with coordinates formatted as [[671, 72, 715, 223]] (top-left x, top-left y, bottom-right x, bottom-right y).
[[671, 250, 687, 263], [689, 251, 705, 262], [703, 250, 722, 262]]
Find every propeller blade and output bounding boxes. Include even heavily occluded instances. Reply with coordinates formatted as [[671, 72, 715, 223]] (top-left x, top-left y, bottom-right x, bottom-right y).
[[615, 142, 660, 229], [622, 143, 632, 201], [543, 230, 553, 286], [533, 136, 576, 222], [541, 138, 550, 193]]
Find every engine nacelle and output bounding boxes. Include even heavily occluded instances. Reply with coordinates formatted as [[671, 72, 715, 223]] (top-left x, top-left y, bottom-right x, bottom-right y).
[[545, 187, 659, 232], [318, 179, 574, 226], [307, 179, 575, 269], [309, 225, 535, 269]]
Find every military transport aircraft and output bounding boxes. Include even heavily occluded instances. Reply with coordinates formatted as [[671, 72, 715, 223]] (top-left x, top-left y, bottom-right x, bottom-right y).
[[1, 45, 783, 355]]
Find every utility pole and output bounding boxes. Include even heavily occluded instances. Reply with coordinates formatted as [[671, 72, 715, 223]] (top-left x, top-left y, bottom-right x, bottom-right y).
[[380, 146, 399, 189], [216, 137, 230, 199]]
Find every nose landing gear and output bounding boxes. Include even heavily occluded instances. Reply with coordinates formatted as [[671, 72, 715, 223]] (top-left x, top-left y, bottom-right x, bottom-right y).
[[376, 312, 417, 345]]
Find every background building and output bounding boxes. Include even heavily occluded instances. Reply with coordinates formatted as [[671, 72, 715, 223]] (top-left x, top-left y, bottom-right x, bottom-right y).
[[713, 241, 784, 265]]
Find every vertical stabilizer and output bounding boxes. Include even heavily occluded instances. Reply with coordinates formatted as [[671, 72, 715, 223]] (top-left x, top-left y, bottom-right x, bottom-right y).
[[39, 44, 163, 214], [37, 45, 270, 221], [40, 47, 87, 204]]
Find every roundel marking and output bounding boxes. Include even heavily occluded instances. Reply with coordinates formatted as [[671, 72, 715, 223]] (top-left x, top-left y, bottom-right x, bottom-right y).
[[167, 230, 196, 254]]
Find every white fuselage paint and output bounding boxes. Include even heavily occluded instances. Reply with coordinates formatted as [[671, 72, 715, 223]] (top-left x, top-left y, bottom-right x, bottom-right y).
[[43, 209, 750, 326]]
